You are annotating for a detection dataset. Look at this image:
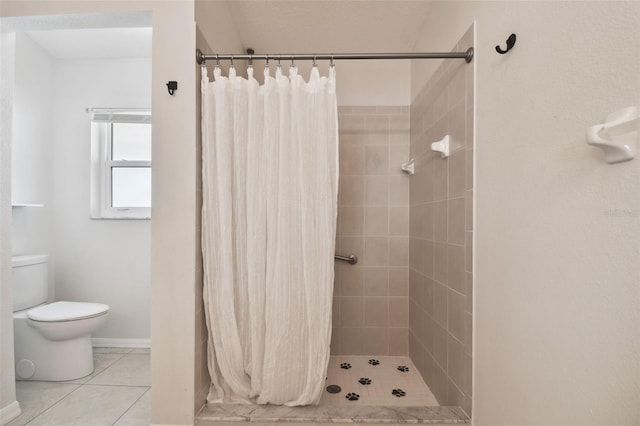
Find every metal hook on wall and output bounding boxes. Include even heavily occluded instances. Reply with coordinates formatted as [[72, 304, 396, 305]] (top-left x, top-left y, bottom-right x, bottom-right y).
[[496, 33, 516, 54], [166, 81, 177, 96]]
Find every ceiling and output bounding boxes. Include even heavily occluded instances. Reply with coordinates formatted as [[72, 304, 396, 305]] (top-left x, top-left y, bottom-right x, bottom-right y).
[[25, 27, 151, 59], [20, 2, 433, 60], [225, 0, 433, 54]]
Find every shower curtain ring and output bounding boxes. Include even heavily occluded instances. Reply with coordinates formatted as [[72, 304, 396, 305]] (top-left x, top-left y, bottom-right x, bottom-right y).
[[215, 54, 220, 68], [291, 55, 295, 67], [265, 54, 269, 67], [313, 55, 317, 67], [330, 55, 335, 68], [248, 55, 253, 67], [277, 55, 281, 68], [230, 55, 234, 67]]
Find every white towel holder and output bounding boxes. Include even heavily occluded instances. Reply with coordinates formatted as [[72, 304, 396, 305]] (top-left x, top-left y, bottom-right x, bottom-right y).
[[431, 135, 450, 158], [401, 159, 415, 175], [587, 106, 638, 164]]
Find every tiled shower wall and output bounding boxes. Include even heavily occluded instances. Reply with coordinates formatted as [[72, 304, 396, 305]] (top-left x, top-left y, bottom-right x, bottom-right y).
[[408, 27, 474, 415], [332, 106, 411, 356]]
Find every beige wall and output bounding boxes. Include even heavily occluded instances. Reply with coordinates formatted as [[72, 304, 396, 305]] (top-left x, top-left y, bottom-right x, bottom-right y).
[[408, 25, 473, 415], [413, 2, 640, 425], [0, 2, 198, 425], [0, 31, 19, 424], [333, 106, 410, 356]]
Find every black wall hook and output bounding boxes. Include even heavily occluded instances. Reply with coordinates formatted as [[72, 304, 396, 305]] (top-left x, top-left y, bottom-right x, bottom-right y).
[[496, 33, 516, 54], [166, 81, 178, 95]]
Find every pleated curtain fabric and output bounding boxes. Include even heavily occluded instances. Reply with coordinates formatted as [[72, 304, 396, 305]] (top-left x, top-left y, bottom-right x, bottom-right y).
[[201, 64, 338, 406]]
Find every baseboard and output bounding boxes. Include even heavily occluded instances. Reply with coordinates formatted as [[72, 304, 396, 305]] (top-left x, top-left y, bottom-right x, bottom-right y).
[[0, 401, 21, 425], [151, 424, 193, 426], [150, 424, 193, 426], [92, 337, 150, 348]]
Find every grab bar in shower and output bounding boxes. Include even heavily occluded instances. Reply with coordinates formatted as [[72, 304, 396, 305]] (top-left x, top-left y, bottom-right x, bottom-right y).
[[334, 254, 358, 265]]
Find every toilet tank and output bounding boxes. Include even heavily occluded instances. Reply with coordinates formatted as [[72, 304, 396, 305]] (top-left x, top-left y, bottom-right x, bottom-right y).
[[12, 254, 49, 312]]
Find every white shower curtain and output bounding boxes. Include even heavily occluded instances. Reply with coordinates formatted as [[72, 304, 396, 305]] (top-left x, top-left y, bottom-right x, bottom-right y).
[[201, 64, 338, 406]]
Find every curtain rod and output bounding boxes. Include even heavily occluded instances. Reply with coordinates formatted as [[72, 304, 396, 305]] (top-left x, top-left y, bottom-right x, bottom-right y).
[[195, 48, 474, 65]]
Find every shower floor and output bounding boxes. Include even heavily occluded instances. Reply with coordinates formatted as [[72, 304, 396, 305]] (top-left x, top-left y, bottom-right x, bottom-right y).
[[320, 356, 438, 406], [197, 356, 469, 425]]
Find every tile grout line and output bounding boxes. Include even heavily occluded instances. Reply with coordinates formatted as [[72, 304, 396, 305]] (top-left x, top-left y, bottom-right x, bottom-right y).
[[19, 350, 148, 425], [25, 384, 150, 426], [83, 349, 150, 387], [84, 352, 128, 384], [111, 387, 150, 425], [24, 383, 84, 425], [83, 383, 151, 389]]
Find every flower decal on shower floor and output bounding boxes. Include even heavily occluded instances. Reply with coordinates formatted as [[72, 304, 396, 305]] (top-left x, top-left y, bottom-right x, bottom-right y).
[[397, 365, 410, 372], [368, 359, 380, 366], [340, 363, 352, 369], [358, 377, 372, 385]]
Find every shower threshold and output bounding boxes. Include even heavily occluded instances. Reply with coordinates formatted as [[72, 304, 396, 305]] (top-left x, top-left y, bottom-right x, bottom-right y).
[[196, 356, 468, 425], [196, 404, 468, 425]]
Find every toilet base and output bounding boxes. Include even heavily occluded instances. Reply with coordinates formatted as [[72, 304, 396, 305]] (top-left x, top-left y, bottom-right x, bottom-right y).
[[14, 315, 95, 381]]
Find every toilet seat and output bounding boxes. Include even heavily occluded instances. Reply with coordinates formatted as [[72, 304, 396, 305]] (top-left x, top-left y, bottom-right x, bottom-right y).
[[27, 301, 110, 322]]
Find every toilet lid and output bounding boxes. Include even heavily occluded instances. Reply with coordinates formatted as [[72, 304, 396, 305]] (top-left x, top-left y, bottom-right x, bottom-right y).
[[27, 301, 110, 322]]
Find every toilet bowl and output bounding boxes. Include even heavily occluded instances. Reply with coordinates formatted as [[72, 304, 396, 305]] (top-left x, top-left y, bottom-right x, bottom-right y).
[[12, 255, 110, 381]]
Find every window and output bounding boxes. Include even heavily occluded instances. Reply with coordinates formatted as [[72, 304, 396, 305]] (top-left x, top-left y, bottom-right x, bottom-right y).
[[90, 109, 152, 219]]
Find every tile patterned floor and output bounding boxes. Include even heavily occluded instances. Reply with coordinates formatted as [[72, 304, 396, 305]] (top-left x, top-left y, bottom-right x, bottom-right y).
[[8, 352, 434, 425], [7, 348, 150, 426], [320, 356, 438, 406]]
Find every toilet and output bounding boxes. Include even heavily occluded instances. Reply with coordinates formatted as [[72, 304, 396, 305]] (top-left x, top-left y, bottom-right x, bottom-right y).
[[12, 254, 109, 381]]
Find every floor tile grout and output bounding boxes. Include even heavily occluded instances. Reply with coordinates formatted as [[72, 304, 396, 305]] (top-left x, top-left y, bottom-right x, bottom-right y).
[[25, 383, 84, 425], [112, 387, 151, 425], [11, 348, 151, 426], [85, 353, 123, 383], [83, 383, 152, 389], [86, 352, 150, 386]]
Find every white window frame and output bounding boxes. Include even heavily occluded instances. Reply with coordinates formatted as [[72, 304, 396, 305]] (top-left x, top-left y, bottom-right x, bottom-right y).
[[90, 108, 152, 219]]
